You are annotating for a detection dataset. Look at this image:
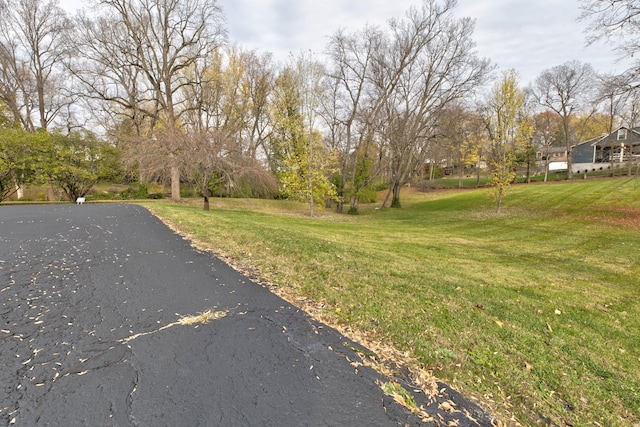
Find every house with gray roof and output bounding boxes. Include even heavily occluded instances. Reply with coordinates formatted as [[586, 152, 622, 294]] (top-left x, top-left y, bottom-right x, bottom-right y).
[[571, 127, 640, 174]]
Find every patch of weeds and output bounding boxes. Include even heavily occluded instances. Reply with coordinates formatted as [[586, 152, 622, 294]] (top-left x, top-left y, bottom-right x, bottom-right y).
[[380, 381, 418, 412], [379, 381, 439, 424], [435, 347, 455, 360]]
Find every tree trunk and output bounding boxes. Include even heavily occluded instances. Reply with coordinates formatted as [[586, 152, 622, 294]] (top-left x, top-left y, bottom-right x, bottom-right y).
[[203, 196, 210, 211], [610, 136, 616, 177], [496, 186, 503, 214], [390, 182, 401, 208], [15, 183, 24, 199], [336, 176, 345, 213], [46, 183, 55, 201], [349, 194, 360, 214], [544, 161, 549, 182], [171, 164, 181, 202], [381, 187, 391, 208], [564, 118, 573, 180]]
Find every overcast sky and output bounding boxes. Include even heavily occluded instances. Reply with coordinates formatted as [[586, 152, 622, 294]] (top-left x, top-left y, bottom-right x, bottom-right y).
[[218, 0, 631, 85], [60, 0, 632, 86]]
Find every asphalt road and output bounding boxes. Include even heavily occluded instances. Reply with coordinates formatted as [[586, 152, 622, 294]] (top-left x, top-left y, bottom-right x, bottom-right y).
[[0, 204, 493, 426]]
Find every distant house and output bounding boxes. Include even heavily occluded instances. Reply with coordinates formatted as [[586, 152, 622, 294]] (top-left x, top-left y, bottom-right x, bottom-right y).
[[536, 146, 568, 172], [571, 127, 640, 173]]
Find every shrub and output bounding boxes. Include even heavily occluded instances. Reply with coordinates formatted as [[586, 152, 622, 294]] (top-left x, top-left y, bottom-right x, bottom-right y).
[[180, 186, 196, 198], [356, 185, 378, 203], [374, 181, 389, 191], [121, 183, 149, 199]]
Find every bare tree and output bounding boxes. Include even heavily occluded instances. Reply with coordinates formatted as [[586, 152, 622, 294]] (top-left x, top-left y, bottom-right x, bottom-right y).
[[579, 1, 640, 175], [595, 73, 631, 174], [378, 0, 492, 208], [325, 0, 491, 210], [71, 0, 226, 201], [438, 102, 485, 188], [71, 10, 154, 138], [325, 26, 386, 213], [242, 50, 275, 160], [533, 60, 595, 179], [533, 111, 563, 181], [180, 45, 276, 183], [621, 88, 640, 128], [180, 123, 278, 210], [0, 0, 73, 131], [621, 89, 640, 174], [181, 130, 229, 210], [580, 0, 640, 66], [180, 48, 245, 145]]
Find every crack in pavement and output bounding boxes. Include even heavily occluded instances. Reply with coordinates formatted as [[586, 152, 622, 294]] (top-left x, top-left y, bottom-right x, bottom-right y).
[[119, 309, 228, 344]]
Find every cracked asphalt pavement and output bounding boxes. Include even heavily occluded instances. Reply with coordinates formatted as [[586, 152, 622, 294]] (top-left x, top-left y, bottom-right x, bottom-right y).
[[0, 204, 493, 426]]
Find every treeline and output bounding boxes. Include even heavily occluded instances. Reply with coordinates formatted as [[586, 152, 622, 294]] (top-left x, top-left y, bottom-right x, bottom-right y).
[[1, 0, 638, 212], [0, 129, 120, 202]]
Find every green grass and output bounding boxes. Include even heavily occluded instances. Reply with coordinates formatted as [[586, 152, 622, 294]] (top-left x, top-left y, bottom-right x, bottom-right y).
[[426, 165, 640, 189], [141, 178, 640, 426]]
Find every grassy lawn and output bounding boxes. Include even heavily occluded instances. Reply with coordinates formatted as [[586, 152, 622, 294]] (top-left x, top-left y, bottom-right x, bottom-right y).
[[141, 178, 640, 426]]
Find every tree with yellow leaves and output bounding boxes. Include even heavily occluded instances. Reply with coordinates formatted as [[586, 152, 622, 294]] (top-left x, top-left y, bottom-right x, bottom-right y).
[[270, 59, 338, 216], [439, 103, 487, 188], [482, 69, 532, 213]]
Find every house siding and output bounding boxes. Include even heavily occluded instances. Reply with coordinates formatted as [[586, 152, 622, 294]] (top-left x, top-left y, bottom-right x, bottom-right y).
[[571, 126, 640, 173], [572, 142, 595, 163]]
